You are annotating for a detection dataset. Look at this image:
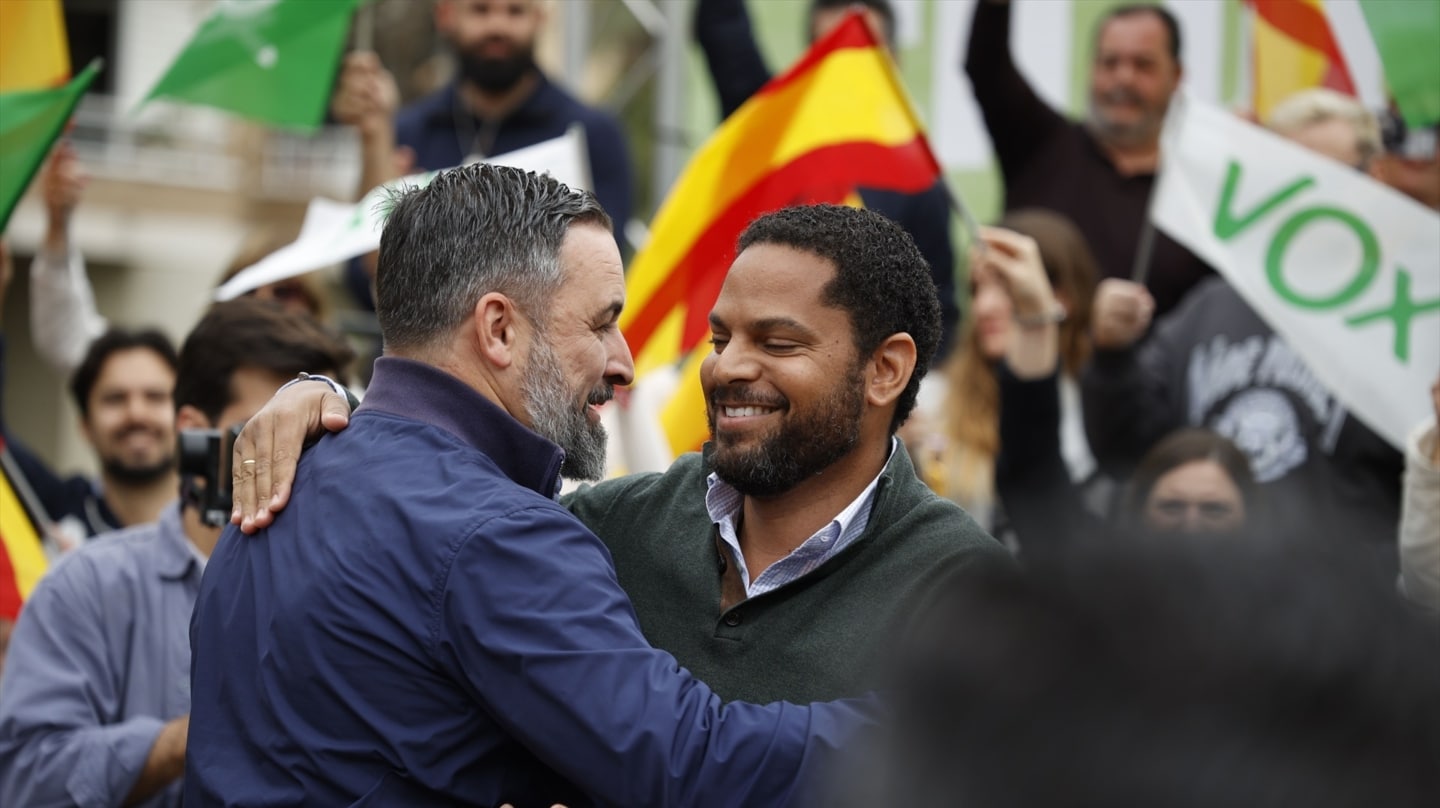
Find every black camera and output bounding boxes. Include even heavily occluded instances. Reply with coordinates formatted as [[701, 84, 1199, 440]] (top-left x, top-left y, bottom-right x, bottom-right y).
[[178, 424, 244, 528]]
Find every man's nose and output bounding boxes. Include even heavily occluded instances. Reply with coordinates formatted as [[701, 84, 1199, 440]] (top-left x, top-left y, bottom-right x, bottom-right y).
[[605, 328, 635, 387], [710, 341, 760, 383]]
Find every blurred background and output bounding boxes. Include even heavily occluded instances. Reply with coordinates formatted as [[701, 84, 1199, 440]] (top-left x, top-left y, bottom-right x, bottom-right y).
[[0, 0, 1396, 478]]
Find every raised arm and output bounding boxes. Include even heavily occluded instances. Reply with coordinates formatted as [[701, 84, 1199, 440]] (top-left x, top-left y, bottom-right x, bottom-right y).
[[694, 0, 774, 119], [964, 0, 1067, 178], [1081, 279, 1181, 475], [30, 143, 107, 375]]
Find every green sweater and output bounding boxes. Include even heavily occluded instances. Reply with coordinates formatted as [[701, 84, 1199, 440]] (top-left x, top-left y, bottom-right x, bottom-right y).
[[564, 443, 1008, 704]]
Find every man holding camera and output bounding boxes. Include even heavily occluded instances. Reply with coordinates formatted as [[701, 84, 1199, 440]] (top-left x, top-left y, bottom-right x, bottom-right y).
[[0, 299, 352, 808]]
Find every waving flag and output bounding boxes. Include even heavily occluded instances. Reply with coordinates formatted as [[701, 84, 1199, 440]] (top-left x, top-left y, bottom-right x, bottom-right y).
[[142, 0, 362, 132], [1247, 0, 1355, 121], [622, 12, 943, 456], [1151, 95, 1438, 450], [0, 60, 100, 232], [1, 441, 49, 621], [1357, 0, 1440, 128], [0, 0, 69, 93]]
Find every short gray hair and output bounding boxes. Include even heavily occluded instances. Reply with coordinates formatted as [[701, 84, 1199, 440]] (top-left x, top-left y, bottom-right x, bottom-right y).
[[1266, 88, 1381, 168], [375, 164, 611, 353]]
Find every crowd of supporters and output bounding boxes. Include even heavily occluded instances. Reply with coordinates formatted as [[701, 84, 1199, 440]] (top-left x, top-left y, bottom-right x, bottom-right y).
[[0, 1, 1435, 805]]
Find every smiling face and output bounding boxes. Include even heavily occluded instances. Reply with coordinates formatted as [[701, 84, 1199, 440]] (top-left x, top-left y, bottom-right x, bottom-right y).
[[518, 223, 633, 480], [82, 347, 177, 484], [702, 243, 869, 497], [1089, 10, 1180, 148]]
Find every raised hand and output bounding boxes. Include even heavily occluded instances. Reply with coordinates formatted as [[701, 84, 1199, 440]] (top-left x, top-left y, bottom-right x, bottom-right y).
[[1090, 278, 1154, 350], [232, 380, 352, 533]]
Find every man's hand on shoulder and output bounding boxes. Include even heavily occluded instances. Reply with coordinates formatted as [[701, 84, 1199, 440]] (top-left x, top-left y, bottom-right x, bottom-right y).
[[232, 380, 352, 533]]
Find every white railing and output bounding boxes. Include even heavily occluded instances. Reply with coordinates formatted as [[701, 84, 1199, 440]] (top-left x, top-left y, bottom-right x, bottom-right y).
[[66, 94, 360, 201]]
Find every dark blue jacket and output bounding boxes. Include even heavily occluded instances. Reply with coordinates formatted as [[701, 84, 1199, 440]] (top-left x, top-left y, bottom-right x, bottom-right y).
[[186, 357, 863, 807], [397, 76, 634, 243]]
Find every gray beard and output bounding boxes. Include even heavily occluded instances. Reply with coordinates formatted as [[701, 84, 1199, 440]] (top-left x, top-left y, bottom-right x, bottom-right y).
[[522, 338, 609, 481]]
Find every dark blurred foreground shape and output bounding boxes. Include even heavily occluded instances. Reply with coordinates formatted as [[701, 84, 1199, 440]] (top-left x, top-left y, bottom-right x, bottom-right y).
[[832, 534, 1440, 808]]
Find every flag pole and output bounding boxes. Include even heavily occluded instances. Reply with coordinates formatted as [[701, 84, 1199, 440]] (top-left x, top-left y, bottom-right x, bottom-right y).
[[1134, 91, 1190, 286], [1130, 215, 1157, 286], [1, 445, 64, 553], [354, 1, 375, 51]]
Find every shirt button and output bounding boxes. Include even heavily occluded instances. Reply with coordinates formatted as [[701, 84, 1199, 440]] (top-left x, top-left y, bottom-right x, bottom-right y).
[[723, 611, 742, 627]]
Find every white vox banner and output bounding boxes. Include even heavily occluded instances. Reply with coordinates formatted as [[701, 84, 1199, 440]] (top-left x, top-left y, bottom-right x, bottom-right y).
[[216, 124, 592, 301], [1152, 95, 1440, 450]]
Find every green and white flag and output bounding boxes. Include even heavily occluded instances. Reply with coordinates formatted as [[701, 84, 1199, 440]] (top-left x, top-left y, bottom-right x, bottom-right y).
[[0, 60, 100, 231], [142, 0, 361, 132], [216, 126, 592, 301], [1358, 0, 1440, 129], [1152, 94, 1440, 450]]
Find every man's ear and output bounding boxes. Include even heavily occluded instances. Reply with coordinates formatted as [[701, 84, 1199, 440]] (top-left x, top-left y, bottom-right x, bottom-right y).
[[866, 333, 917, 409], [473, 291, 522, 369], [175, 405, 212, 432]]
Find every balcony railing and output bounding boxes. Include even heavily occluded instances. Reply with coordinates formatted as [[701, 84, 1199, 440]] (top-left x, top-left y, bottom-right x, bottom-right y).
[[66, 93, 361, 202]]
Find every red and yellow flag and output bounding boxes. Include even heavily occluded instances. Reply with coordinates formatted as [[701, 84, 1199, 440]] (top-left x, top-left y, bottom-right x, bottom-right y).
[[1248, 0, 1356, 120], [1, 440, 48, 621], [622, 12, 942, 456], [0, 0, 70, 93]]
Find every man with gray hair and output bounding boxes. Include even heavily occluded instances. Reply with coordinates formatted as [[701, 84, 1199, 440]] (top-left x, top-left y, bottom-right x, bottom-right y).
[[185, 164, 864, 807]]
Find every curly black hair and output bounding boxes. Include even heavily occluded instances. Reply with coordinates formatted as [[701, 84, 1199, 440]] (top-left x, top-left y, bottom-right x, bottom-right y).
[[736, 204, 942, 433]]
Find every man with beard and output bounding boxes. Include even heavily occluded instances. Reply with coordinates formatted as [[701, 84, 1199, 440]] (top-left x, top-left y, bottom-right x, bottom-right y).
[[0, 308, 178, 545], [332, 0, 632, 242], [0, 299, 354, 808], [230, 204, 1006, 706], [186, 166, 867, 807], [964, 0, 1212, 318]]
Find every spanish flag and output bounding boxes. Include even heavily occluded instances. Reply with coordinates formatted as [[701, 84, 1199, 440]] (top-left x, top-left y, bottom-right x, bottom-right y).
[[1248, 0, 1356, 120], [621, 12, 942, 456], [1, 440, 48, 621], [0, 0, 70, 92]]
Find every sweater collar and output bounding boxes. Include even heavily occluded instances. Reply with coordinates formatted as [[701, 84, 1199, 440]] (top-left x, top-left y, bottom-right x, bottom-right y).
[[358, 357, 564, 499]]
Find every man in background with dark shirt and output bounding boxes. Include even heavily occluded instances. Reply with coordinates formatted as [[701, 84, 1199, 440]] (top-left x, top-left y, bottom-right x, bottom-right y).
[[965, 0, 1212, 317], [332, 0, 634, 243]]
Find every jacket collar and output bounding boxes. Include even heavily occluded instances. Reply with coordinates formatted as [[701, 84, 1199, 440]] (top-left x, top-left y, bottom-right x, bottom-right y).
[[358, 357, 565, 499]]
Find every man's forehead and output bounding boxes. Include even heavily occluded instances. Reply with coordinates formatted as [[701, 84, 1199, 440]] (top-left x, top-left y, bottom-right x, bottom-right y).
[[97, 348, 174, 380], [1097, 13, 1171, 52], [713, 245, 847, 326]]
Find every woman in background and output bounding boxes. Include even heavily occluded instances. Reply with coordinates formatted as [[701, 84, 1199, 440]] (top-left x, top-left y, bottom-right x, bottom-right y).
[[1118, 428, 1257, 537], [919, 209, 1097, 538]]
